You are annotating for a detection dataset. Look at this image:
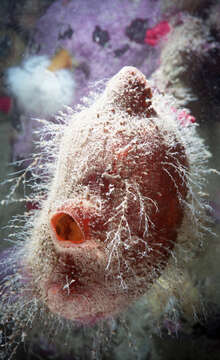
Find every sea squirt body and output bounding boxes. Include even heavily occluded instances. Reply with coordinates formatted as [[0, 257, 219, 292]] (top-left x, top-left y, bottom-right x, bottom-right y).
[[24, 66, 189, 323]]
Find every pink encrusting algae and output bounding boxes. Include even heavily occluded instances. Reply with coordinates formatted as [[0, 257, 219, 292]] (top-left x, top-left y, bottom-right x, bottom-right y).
[[145, 21, 171, 46], [0, 66, 211, 353], [0, 96, 12, 114]]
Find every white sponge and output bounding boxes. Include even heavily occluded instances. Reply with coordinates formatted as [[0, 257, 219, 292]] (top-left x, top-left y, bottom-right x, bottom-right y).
[[6, 55, 75, 116]]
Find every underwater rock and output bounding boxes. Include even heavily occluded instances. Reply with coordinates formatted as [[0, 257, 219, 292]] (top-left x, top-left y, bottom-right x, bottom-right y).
[[161, 0, 210, 14], [0, 66, 211, 358], [32, 0, 162, 103], [151, 5, 220, 123], [7, 0, 163, 163]]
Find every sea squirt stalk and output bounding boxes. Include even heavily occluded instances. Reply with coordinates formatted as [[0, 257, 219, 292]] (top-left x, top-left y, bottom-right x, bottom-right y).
[[0, 67, 210, 338]]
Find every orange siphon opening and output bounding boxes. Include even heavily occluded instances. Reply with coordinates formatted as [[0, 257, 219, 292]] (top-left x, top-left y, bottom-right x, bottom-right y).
[[51, 212, 85, 244]]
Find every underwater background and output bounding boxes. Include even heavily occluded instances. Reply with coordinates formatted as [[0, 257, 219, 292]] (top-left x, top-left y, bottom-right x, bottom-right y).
[[0, 0, 220, 359]]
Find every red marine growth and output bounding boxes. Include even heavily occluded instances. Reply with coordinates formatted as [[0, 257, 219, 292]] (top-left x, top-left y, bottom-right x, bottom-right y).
[[1, 67, 210, 332], [43, 67, 188, 323], [145, 21, 171, 46]]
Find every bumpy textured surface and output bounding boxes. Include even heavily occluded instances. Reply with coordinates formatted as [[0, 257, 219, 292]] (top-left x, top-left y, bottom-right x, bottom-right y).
[[28, 66, 188, 323], [0, 65, 210, 340]]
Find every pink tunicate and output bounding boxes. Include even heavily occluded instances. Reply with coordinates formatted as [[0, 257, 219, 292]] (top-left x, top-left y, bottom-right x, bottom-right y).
[[145, 21, 171, 46], [0, 96, 12, 114], [171, 106, 196, 127]]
